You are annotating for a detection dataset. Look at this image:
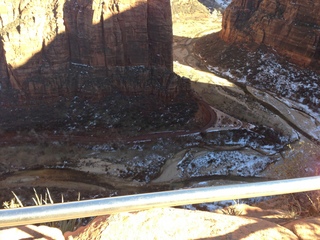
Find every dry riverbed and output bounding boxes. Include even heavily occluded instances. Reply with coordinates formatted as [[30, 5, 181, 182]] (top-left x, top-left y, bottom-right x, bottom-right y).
[[0, 0, 319, 213]]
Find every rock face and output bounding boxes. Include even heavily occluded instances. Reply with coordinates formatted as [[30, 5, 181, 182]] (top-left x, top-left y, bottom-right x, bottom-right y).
[[220, 0, 320, 69], [0, 0, 185, 104]]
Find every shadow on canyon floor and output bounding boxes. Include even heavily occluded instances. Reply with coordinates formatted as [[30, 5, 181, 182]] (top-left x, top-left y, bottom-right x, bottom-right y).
[[0, 0, 296, 190], [0, 1, 202, 136], [0, 1, 317, 237], [174, 32, 320, 117]]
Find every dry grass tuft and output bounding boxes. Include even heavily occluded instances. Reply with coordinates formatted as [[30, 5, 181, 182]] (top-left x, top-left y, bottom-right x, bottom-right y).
[[3, 188, 84, 233]]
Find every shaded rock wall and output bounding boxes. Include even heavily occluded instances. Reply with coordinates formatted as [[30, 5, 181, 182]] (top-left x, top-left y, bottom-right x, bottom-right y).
[[220, 0, 320, 69], [0, 0, 183, 104]]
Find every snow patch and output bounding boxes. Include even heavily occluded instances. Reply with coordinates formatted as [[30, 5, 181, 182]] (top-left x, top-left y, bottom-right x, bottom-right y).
[[178, 151, 272, 177]]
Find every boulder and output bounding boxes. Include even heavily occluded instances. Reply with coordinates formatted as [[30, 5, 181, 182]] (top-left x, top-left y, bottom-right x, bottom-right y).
[[284, 217, 320, 240], [64, 207, 298, 240]]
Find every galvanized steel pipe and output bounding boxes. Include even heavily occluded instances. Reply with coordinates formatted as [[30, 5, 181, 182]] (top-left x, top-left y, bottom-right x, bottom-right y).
[[1, 176, 320, 228]]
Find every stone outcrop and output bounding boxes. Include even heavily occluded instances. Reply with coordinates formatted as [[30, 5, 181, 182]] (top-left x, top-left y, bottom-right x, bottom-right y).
[[64, 207, 299, 239], [284, 217, 320, 240], [0, 0, 186, 104], [4, 207, 320, 239], [220, 0, 320, 69]]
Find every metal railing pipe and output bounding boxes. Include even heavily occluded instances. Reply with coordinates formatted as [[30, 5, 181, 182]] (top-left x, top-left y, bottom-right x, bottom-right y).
[[1, 176, 320, 228]]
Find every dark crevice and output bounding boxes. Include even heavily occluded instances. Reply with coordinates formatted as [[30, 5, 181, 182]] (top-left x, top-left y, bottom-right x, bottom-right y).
[[64, 24, 72, 66], [0, 37, 10, 90], [0, 16, 4, 28], [52, 1, 60, 35], [101, 2, 108, 73], [116, 15, 127, 65], [146, 0, 151, 67]]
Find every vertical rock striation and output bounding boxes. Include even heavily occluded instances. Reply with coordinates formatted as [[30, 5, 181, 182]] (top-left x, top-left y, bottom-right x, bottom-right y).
[[220, 0, 320, 69], [0, 0, 184, 104]]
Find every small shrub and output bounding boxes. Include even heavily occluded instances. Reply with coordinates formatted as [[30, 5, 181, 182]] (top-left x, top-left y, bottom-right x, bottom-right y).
[[221, 200, 243, 216], [3, 188, 84, 233], [283, 191, 320, 218]]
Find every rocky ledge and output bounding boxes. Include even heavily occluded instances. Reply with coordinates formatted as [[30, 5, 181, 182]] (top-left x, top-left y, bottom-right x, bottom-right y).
[[2, 206, 320, 240], [220, 0, 320, 70]]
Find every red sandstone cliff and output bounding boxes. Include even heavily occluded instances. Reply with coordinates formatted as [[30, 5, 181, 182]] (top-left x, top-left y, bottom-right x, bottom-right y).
[[0, 0, 186, 103], [220, 0, 320, 69]]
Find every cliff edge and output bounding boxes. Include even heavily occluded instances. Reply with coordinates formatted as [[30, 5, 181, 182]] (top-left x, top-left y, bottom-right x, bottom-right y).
[[220, 0, 320, 69], [0, 0, 197, 133], [0, 0, 191, 103]]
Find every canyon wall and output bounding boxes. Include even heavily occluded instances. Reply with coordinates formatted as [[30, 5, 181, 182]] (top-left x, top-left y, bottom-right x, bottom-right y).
[[220, 0, 320, 69], [0, 0, 185, 104]]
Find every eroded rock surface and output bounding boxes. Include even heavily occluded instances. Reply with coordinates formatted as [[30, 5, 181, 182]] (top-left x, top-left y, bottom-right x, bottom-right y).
[[64, 207, 299, 240], [0, 0, 196, 132], [284, 217, 320, 240], [0, 0, 186, 104], [220, 0, 320, 69], [5, 207, 320, 239]]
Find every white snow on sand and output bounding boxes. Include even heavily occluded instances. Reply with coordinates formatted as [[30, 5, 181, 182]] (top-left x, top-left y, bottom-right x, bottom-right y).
[[207, 49, 320, 141], [178, 151, 274, 177]]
